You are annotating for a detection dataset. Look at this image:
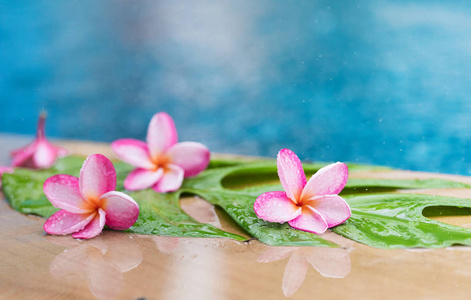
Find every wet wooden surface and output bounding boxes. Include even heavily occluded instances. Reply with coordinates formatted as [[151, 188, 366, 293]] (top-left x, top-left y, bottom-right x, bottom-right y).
[[2, 135, 471, 299]]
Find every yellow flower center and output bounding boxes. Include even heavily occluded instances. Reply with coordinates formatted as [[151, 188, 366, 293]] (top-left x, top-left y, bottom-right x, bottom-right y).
[[150, 154, 171, 172]]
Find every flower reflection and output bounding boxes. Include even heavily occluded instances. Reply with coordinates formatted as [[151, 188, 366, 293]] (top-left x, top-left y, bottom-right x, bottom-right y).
[[145, 235, 237, 300], [145, 196, 223, 254], [152, 235, 181, 254], [257, 238, 351, 297], [180, 196, 222, 229], [48, 232, 143, 300]]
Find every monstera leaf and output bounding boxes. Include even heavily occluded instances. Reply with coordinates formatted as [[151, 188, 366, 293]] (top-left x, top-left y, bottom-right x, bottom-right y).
[[1, 156, 245, 241], [181, 162, 471, 248], [3, 155, 471, 248], [333, 194, 471, 248]]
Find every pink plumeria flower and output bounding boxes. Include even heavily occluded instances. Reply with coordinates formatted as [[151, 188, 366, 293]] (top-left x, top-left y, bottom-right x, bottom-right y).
[[11, 113, 68, 169], [43, 154, 139, 239], [254, 149, 351, 234], [111, 112, 210, 193], [0, 166, 14, 188]]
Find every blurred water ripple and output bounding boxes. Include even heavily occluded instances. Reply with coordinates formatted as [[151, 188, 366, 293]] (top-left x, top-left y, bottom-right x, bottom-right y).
[[1, 1, 471, 174]]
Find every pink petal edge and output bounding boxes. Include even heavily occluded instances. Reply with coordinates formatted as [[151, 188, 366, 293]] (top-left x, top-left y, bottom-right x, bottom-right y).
[[79, 154, 117, 200], [33, 141, 60, 168], [152, 164, 184, 193], [254, 191, 301, 223], [43, 174, 93, 213], [100, 191, 139, 230], [307, 195, 351, 227], [10, 114, 67, 169], [147, 112, 178, 160], [167, 142, 210, 177], [111, 139, 154, 169], [44, 210, 96, 235], [288, 206, 329, 234], [124, 168, 163, 191], [0, 166, 14, 173], [72, 208, 106, 239], [11, 143, 36, 168], [277, 149, 306, 203], [301, 162, 348, 199]]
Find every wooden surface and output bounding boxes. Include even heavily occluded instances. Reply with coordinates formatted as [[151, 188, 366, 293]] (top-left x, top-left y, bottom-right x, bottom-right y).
[[2, 135, 471, 299]]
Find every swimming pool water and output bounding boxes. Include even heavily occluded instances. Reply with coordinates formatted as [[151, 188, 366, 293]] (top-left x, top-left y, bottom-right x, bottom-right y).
[[1, 1, 471, 175]]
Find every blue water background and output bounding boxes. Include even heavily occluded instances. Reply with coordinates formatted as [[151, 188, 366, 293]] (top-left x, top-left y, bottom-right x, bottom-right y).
[[1, 1, 471, 174]]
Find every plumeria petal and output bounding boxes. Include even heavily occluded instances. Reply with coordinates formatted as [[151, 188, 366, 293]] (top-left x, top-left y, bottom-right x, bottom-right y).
[[43, 153, 140, 239], [306, 195, 351, 227], [72, 208, 106, 239], [11, 114, 44, 167], [80, 154, 117, 200], [254, 191, 302, 223], [100, 191, 139, 230], [167, 142, 210, 177], [277, 149, 306, 203], [44, 210, 96, 235], [301, 162, 348, 199], [36, 114, 68, 157], [11, 113, 67, 169], [0, 166, 14, 174], [147, 112, 178, 160], [152, 164, 184, 193], [254, 149, 350, 233], [11, 143, 36, 168], [34, 142, 59, 168], [288, 206, 328, 234], [11, 145, 28, 157], [111, 139, 154, 169], [44, 174, 94, 213], [124, 168, 163, 191]]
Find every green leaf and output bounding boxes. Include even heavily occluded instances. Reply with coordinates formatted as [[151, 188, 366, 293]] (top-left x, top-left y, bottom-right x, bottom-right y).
[[4, 154, 471, 248], [125, 189, 244, 240], [3, 167, 59, 217], [190, 189, 337, 247], [181, 165, 338, 247], [2, 156, 246, 241], [180, 161, 471, 248], [333, 193, 471, 248], [342, 178, 471, 194]]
